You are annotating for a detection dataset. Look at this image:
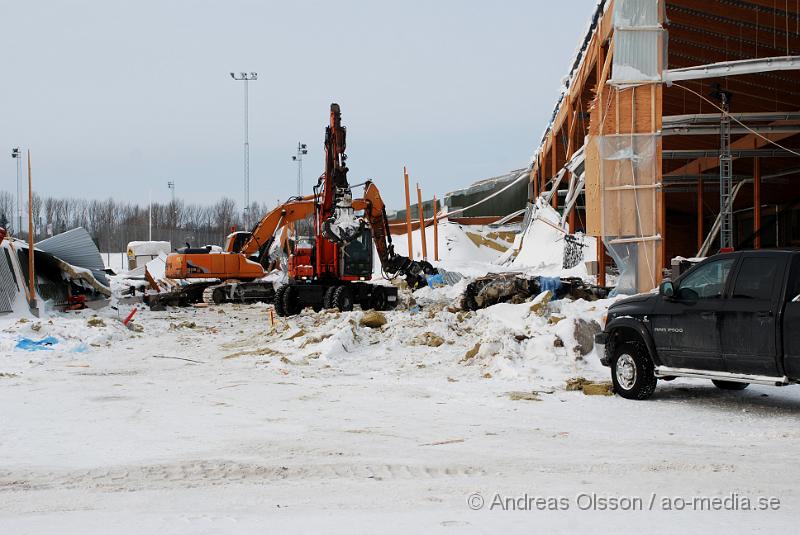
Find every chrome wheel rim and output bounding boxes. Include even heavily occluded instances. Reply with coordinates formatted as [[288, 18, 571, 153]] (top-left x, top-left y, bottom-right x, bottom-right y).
[[616, 354, 637, 390]]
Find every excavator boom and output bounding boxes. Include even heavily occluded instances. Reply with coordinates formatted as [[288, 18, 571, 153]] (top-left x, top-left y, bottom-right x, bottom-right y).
[[165, 199, 315, 280]]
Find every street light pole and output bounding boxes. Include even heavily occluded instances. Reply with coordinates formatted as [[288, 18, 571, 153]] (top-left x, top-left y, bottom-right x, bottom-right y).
[[168, 180, 175, 247], [292, 142, 308, 196], [11, 147, 21, 234], [230, 72, 257, 228]]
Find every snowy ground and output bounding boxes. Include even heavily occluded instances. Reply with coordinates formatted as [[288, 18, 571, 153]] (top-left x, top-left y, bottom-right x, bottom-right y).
[[1, 222, 798, 533], [1, 288, 799, 534]]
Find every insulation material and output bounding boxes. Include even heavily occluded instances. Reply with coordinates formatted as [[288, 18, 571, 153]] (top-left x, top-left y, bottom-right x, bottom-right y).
[[598, 133, 660, 293], [610, 0, 665, 84], [36, 227, 109, 288]]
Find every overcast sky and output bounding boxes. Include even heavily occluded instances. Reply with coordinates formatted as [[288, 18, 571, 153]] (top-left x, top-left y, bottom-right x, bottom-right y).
[[1, 0, 596, 211]]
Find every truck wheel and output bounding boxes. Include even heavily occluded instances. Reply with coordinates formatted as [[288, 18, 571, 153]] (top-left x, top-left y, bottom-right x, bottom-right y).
[[333, 286, 354, 312], [370, 286, 387, 311], [323, 286, 338, 310], [274, 285, 288, 317], [282, 285, 301, 316], [712, 380, 749, 390], [610, 341, 657, 400]]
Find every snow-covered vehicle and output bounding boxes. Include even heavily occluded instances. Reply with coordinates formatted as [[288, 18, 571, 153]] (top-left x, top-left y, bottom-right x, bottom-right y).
[[596, 250, 800, 399]]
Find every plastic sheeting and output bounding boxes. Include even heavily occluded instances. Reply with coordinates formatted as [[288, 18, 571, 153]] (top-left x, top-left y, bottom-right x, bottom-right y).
[[598, 133, 660, 294]]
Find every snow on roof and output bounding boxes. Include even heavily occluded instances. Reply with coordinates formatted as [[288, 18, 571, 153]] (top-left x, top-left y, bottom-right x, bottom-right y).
[[127, 241, 171, 257], [531, 0, 609, 164], [445, 168, 528, 198]]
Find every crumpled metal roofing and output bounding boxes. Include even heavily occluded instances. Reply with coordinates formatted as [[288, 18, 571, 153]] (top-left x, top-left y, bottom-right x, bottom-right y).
[[36, 227, 109, 287]]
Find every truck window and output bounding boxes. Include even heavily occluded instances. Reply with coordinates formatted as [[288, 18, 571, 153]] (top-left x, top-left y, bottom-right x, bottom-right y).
[[732, 257, 778, 300], [678, 257, 736, 299]]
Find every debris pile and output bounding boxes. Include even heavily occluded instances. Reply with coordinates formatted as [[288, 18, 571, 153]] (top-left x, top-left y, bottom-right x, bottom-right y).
[[459, 272, 608, 311]]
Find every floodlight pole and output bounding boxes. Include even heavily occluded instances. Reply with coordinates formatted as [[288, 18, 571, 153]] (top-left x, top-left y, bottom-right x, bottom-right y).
[[11, 147, 21, 234], [230, 72, 257, 228], [292, 142, 308, 196], [168, 180, 175, 247]]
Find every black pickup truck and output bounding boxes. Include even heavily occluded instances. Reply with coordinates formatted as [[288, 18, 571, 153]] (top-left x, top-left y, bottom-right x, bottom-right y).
[[595, 250, 800, 399]]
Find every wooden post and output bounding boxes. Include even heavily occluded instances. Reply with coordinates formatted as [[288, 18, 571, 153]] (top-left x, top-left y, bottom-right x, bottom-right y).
[[403, 167, 413, 256], [697, 176, 704, 252], [596, 40, 605, 115], [754, 157, 762, 249], [27, 151, 36, 309], [416, 184, 428, 261], [432, 194, 439, 262]]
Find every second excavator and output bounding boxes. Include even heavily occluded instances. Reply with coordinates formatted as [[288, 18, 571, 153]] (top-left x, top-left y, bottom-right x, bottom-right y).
[[165, 103, 435, 315]]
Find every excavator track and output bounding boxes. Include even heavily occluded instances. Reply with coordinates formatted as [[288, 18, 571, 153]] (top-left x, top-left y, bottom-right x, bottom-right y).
[[200, 281, 276, 305], [202, 284, 226, 305]]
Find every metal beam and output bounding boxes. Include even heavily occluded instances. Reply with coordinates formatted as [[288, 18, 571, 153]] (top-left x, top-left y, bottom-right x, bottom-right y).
[[664, 149, 798, 159], [663, 124, 800, 136], [663, 56, 800, 83], [663, 112, 800, 125]]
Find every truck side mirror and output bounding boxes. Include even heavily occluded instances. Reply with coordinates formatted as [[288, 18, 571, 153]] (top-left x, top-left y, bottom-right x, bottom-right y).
[[659, 280, 675, 298]]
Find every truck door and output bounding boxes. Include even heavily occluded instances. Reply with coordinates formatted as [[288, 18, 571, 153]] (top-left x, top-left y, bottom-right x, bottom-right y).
[[650, 257, 736, 371], [720, 255, 786, 376], [782, 256, 800, 379]]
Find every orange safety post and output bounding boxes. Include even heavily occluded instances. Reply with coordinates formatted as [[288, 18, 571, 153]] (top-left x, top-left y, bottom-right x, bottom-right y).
[[432, 194, 439, 262], [403, 167, 413, 256], [416, 184, 427, 261]]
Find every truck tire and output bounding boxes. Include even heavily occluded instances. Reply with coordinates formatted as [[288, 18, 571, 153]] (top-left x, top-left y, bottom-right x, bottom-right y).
[[370, 286, 387, 311], [323, 286, 338, 310], [610, 341, 657, 400], [333, 286, 354, 312], [282, 285, 301, 316], [712, 380, 750, 390], [274, 285, 288, 317]]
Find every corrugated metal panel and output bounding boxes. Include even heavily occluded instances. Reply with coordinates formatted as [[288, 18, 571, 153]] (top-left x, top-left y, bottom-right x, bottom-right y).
[[610, 0, 664, 83], [35, 227, 109, 287], [0, 251, 17, 313], [613, 0, 658, 26]]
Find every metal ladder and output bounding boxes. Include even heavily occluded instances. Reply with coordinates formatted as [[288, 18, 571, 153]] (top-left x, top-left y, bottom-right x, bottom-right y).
[[719, 93, 733, 250]]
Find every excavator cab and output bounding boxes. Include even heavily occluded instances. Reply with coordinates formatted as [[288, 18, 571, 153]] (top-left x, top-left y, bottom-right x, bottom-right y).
[[224, 231, 251, 253], [342, 227, 373, 279]]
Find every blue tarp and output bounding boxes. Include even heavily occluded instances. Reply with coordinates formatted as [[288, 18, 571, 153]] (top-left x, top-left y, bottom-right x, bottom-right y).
[[16, 336, 59, 351], [539, 276, 562, 296]]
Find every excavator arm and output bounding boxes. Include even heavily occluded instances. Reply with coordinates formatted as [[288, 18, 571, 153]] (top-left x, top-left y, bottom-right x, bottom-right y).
[[319, 103, 363, 244], [165, 198, 316, 280], [354, 181, 435, 289], [239, 198, 316, 258]]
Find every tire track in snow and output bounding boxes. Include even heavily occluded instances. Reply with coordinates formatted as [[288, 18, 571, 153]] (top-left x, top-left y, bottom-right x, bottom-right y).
[[0, 460, 488, 493]]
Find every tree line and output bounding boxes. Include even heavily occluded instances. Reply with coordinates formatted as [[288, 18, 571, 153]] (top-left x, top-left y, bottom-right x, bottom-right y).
[[0, 190, 272, 252]]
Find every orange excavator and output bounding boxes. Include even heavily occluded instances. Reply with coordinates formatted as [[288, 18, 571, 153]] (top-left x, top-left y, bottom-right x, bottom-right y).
[[164, 103, 434, 313]]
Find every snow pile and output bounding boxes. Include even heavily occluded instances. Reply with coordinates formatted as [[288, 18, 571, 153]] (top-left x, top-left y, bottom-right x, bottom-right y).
[[380, 220, 508, 277], [511, 202, 566, 274], [0, 307, 144, 355], [209, 284, 618, 390], [510, 201, 597, 280]]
